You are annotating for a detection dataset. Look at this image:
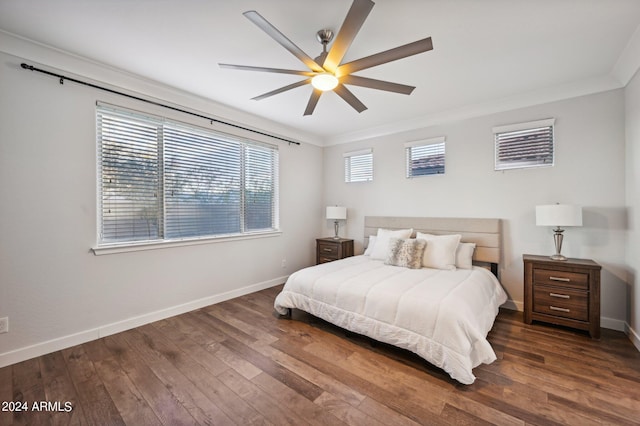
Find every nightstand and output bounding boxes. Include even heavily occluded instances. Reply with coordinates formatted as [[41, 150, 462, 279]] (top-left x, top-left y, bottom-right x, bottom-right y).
[[316, 237, 354, 264], [523, 254, 601, 339]]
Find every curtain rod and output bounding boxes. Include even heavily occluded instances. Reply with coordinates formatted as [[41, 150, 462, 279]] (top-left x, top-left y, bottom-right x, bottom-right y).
[[20, 62, 301, 146]]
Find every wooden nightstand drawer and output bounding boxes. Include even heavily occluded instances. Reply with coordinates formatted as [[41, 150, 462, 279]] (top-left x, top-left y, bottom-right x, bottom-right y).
[[318, 242, 339, 258], [533, 268, 588, 290], [533, 285, 588, 321]]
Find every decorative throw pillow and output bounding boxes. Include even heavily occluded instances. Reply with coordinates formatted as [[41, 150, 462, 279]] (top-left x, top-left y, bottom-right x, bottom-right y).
[[455, 242, 476, 269], [385, 238, 426, 269], [416, 232, 461, 270], [370, 228, 413, 260], [363, 235, 377, 256]]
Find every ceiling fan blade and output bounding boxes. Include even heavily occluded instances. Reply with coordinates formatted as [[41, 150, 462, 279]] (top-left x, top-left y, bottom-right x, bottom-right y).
[[252, 78, 311, 101], [303, 89, 323, 116], [219, 64, 315, 76], [243, 11, 324, 73], [334, 84, 367, 113], [322, 0, 374, 73], [341, 75, 415, 95], [336, 37, 433, 76]]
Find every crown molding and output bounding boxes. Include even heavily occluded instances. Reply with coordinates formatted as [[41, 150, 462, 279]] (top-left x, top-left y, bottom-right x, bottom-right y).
[[612, 23, 640, 86], [323, 75, 623, 146], [3, 27, 635, 149], [0, 30, 323, 147]]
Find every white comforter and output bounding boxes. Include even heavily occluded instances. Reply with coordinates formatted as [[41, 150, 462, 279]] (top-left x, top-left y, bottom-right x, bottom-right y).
[[274, 255, 507, 384]]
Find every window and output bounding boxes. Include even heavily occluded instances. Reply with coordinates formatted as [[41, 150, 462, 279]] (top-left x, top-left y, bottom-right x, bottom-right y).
[[97, 104, 278, 246], [494, 118, 555, 171], [344, 148, 373, 183], [405, 137, 445, 178]]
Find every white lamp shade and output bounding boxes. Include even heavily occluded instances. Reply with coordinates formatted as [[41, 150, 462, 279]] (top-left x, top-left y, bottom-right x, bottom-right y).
[[326, 206, 347, 220], [536, 204, 582, 227]]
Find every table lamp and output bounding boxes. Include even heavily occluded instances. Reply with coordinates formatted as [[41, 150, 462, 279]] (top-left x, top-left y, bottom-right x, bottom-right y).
[[326, 206, 347, 239], [536, 204, 582, 261]]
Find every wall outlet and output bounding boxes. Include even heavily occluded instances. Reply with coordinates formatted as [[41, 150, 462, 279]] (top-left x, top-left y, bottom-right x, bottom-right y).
[[0, 317, 8, 334], [281, 258, 286, 268]]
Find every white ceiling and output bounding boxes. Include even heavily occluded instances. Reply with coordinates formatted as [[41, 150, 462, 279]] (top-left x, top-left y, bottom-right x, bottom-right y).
[[1, 0, 639, 145]]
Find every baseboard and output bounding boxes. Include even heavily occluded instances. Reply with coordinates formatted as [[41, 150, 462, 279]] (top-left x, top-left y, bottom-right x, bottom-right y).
[[501, 299, 523, 312], [0, 276, 287, 368], [600, 316, 627, 332], [626, 323, 640, 352], [4, 284, 636, 368]]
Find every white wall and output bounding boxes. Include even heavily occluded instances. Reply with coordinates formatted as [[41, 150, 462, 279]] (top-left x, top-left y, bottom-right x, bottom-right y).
[[0, 47, 324, 366], [323, 90, 628, 329], [625, 71, 640, 349], [0, 32, 634, 366]]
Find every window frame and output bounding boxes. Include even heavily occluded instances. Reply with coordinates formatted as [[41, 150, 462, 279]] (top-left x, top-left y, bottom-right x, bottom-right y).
[[404, 137, 446, 178], [94, 103, 280, 254], [493, 118, 555, 171], [343, 148, 373, 183]]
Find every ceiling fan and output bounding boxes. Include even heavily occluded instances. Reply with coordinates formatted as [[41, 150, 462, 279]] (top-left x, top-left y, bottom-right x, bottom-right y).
[[219, 0, 433, 116]]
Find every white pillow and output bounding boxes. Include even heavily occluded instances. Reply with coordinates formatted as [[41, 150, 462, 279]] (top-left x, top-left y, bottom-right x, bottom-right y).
[[370, 228, 413, 260], [416, 232, 461, 270], [363, 235, 377, 256], [455, 242, 476, 269]]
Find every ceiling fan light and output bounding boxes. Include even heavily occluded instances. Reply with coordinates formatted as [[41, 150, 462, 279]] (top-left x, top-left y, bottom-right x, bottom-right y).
[[311, 73, 339, 91]]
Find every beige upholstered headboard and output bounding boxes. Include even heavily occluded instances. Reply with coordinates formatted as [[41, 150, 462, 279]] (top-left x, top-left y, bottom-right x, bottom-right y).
[[364, 216, 502, 273]]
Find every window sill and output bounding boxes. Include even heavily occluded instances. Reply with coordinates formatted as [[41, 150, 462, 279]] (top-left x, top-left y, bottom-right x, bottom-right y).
[[92, 230, 282, 256]]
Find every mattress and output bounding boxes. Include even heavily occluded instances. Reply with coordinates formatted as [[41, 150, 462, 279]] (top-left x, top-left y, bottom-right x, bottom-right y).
[[274, 255, 507, 384]]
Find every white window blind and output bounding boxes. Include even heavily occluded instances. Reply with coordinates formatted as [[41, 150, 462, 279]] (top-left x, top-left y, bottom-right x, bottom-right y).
[[494, 119, 555, 170], [344, 148, 373, 183], [97, 108, 163, 243], [244, 144, 278, 231], [97, 104, 279, 245], [163, 124, 243, 238], [405, 137, 445, 178]]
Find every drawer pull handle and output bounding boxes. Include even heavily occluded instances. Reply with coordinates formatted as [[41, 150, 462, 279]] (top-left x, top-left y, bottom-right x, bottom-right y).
[[549, 293, 570, 299], [549, 276, 570, 282], [550, 306, 570, 313], [323, 248, 333, 252]]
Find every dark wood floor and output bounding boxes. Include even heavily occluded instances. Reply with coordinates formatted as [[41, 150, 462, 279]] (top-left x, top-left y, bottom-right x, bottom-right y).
[[2, 285, 640, 425]]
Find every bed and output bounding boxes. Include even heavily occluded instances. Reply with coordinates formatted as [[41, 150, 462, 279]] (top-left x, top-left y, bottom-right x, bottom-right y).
[[274, 217, 507, 384]]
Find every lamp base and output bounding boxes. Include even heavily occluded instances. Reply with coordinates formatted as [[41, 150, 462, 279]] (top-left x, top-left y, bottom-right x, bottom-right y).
[[333, 220, 339, 239], [550, 227, 567, 261], [549, 254, 568, 261]]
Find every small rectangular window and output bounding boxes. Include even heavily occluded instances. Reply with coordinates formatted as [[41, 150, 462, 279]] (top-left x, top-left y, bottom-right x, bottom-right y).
[[344, 148, 373, 183], [405, 137, 445, 178], [494, 118, 555, 171]]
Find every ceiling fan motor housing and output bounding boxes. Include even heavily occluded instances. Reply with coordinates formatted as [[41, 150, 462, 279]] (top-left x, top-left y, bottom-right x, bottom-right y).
[[316, 29, 334, 46]]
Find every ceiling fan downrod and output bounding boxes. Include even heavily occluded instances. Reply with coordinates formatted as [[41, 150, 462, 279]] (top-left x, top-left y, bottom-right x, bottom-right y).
[[315, 29, 334, 64]]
